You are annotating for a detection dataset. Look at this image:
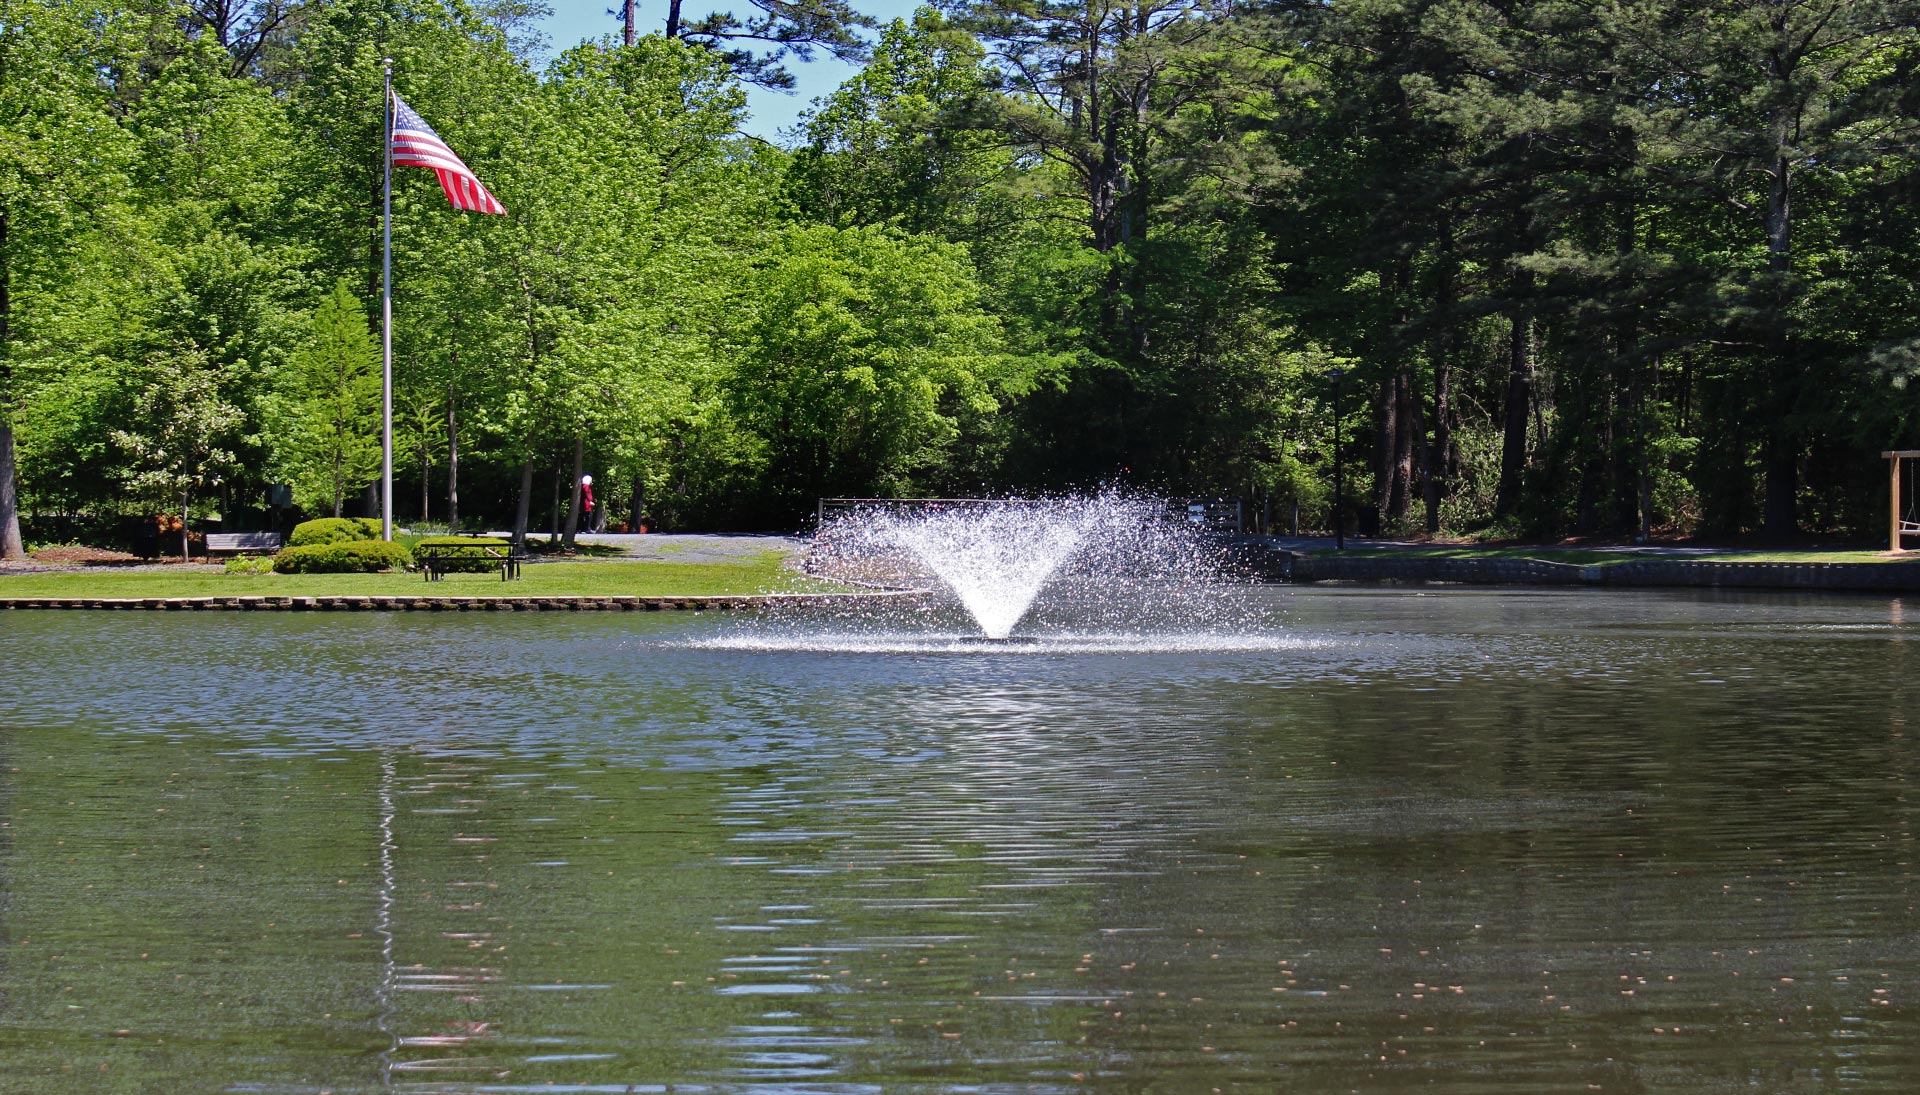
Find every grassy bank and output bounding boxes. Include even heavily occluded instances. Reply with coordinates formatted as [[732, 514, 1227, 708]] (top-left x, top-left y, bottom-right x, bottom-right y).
[[0, 553, 836, 600]]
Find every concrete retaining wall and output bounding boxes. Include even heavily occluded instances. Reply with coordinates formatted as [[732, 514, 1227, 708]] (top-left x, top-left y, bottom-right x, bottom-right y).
[[0, 592, 911, 612], [1242, 545, 1920, 593]]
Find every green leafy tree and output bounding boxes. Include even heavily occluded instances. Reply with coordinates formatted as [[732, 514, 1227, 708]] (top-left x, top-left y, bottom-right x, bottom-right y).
[[0, 0, 137, 558], [277, 281, 383, 517], [111, 346, 242, 559], [785, 11, 1014, 239], [468, 36, 758, 542], [725, 223, 1024, 512]]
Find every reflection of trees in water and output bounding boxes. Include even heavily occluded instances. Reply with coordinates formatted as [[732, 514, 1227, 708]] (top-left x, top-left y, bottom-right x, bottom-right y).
[[370, 745, 745, 1090], [383, 751, 511, 1085]]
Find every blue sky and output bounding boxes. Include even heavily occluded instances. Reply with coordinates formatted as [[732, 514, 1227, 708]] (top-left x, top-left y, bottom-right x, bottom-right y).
[[536, 0, 923, 142]]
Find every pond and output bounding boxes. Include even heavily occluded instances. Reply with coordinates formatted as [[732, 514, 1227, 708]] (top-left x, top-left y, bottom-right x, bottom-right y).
[[2, 587, 1918, 1093]]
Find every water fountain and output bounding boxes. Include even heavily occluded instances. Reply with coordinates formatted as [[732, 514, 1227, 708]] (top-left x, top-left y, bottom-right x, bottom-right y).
[[839, 499, 1113, 640], [708, 494, 1294, 654]]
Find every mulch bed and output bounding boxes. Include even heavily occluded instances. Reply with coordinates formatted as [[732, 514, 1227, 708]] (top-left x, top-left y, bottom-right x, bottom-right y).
[[31, 545, 145, 565]]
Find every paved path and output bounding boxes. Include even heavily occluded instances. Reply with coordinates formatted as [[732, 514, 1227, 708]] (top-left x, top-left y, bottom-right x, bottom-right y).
[[495, 532, 809, 564], [1257, 535, 1740, 557]]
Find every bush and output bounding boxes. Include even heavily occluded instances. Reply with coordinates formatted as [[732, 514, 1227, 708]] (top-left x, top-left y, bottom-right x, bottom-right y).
[[224, 555, 276, 575], [288, 516, 383, 547], [272, 540, 410, 573], [412, 536, 511, 550]]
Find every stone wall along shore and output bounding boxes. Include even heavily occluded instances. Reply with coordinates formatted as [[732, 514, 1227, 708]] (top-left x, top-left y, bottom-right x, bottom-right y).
[[1231, 544, 1920, 592], [0, 592, 910, 612]]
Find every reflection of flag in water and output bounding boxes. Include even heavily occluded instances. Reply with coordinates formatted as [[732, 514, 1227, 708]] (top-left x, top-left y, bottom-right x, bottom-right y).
[[390, 94, 505, 214]]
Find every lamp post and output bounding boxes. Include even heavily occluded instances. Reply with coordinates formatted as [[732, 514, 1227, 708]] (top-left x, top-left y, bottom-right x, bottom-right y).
[[1329, 367, 1345, 550]]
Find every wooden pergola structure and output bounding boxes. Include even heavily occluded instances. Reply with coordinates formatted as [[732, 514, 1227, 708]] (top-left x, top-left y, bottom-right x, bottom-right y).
[[1885, 450, 1920, 552]]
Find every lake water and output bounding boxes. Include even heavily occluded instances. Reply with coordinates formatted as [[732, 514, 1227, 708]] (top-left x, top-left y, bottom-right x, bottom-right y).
[[3, 588, 1918, 1093]]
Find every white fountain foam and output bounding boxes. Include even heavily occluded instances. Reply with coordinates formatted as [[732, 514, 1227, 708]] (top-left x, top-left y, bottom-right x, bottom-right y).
[[719, 493, 1258, 649], [877, 505, 1095, 639]]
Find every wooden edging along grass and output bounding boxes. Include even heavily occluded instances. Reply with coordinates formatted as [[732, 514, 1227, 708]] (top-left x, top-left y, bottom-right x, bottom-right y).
[[0, 591, 916, 612]]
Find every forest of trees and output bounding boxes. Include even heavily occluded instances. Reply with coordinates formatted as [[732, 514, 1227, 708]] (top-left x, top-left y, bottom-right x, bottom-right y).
[[3, 0, 1919, 556]]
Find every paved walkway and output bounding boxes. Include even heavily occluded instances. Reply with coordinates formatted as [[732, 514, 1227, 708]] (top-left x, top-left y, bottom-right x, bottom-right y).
[[1257, 535, 1739, 557], [495, 532, 809, 564]]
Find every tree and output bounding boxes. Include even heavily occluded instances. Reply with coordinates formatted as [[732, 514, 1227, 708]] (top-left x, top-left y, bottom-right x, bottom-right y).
[[785, 12, 1014, 239], [277, 281, 383, 516], [622, 0, 874, 88], [468, 36, 758, 541], [1618, 0, 1920, 533], [0, 0, 138, 558], [725, 223, 1026, 512], [111, 346, 242, 559]]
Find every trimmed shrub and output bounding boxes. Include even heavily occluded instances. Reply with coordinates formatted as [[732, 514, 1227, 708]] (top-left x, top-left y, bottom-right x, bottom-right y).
[[224, 555, 276, 575], [412, 536, 511, 550], [288, 516, 383, 547], [272, 540, 410, 573]]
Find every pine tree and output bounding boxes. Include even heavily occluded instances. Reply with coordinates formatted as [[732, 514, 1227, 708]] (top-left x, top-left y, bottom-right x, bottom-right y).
[[278, 281, 382, 517]]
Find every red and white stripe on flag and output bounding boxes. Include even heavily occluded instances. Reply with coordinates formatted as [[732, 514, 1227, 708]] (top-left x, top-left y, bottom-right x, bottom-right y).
[[390, 93, 505, 215]]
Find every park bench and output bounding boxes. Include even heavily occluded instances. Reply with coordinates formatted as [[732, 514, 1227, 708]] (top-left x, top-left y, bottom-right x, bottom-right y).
[[418, 539, 523, 582], [1163, 498, 1244, 534], [204, 532, 284, 555]]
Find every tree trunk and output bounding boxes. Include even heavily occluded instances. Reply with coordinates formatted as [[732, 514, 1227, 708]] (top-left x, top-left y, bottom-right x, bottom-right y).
[[665, 0, 683, 38], [1575, 373, 1607, 534], [2, 206, 23, 560], [1763, 437, 1796, 536], [1495, 282, 1534, 518], [512, 458, 533, 550], [180, 491, 192, 561], [419, 433, 431, 525], [1375, 369, 1418, 527], [632, 477, 643, 532], [1611, 356, 1641, 534], [1374, 369, 1398, 526], [1425, 240, 1457, 535], [1374, 257, 1417, 529], [1761, 134, 1796, 535], [562, 436, 584, 548], [446, 389, 459, 532], [548, 466, 560, 546], [331, 441, 344, 517], [1393, 369, 1418, 525], [1611, 200, 1643, 534], [624, 0, 638, 45], [0, 417, 23, 560]]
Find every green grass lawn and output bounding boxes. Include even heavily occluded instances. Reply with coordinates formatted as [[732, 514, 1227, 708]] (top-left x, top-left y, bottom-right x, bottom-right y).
[[0, 552, 841, 599], [1311, 545, 1907, 565]]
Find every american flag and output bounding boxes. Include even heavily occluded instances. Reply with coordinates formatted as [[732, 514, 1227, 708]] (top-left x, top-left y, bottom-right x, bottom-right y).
[[390, 94, 505, 215]]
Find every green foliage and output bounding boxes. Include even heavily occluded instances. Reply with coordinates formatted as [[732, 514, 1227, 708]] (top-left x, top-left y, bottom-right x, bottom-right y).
[[785, 12, 1013, 240], [413, 536, 511, 549], [288, 517, 383, 546], [108, 346, 243, 555], [724, 223, 1028, 512], [271, 539, 411, 573], [223, 554, 277, 574], [6, 0, 1920, 543], [274, 281, 382, 517]]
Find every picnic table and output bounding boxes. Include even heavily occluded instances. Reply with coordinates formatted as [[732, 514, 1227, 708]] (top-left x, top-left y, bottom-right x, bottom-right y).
[[417, 538, 523, 581]]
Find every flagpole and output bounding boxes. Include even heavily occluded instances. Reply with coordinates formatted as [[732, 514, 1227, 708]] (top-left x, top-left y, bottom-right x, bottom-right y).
[[380, 59, 395, 542]]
